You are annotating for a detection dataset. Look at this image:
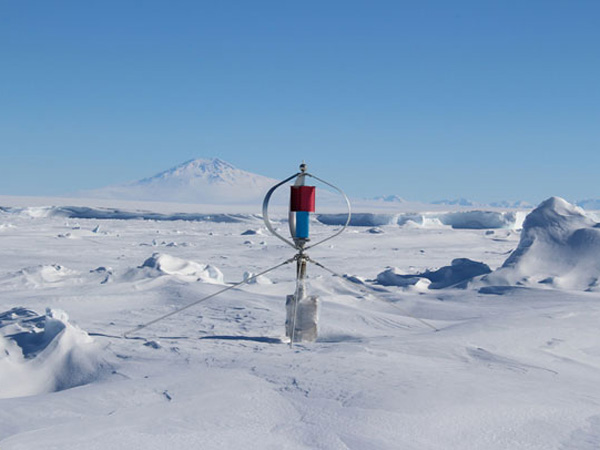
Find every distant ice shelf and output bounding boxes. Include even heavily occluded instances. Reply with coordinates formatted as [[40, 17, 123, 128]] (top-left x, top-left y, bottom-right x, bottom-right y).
[[0, 206, 262, 223], [317, 210, 527, 229], [0, 205, 531, 230]]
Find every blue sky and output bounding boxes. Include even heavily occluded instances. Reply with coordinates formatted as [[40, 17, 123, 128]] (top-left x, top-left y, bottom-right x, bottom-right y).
[[1, 0, 598, 203]]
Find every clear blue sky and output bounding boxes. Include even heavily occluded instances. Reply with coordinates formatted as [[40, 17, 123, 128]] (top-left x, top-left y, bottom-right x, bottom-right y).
[[1, 0, 598, 203]]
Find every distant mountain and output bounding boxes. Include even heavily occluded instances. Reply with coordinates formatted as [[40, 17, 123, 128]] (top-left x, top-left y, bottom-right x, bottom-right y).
[[488, 200, 533, 209], [84, 158, 278, 204], [429, 198, 535, 209], [431, 198, 478, 207], [372, 195, 406, 203]]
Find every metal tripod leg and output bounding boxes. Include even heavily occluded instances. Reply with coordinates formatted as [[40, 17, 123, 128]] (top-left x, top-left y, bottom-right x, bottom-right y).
[[289, 253, 306, 347], [124, 257, 296, 337]]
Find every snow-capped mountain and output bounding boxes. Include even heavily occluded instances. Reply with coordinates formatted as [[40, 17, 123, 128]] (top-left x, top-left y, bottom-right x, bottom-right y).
[[84, 158, 278, 204]]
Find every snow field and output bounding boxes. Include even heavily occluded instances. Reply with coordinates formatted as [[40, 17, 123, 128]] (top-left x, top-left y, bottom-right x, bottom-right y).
[[0, 197, 600, 448]]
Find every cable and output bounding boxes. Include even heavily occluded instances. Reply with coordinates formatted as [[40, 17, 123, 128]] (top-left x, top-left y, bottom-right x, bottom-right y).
[[306, 257, 439, 332], [123, 257, 295, 337]]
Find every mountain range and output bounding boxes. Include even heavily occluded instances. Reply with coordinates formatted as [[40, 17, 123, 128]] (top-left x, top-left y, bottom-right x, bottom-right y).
[[81, 157, 600, 210]]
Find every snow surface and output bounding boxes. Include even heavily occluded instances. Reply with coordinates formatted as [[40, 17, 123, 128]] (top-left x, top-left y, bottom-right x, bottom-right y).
[[0, 307, 107, 399], [1, 196, 600, 449]]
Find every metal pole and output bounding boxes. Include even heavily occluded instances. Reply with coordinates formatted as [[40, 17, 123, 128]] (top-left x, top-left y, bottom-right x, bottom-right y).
[[289, 252, 307, 347]]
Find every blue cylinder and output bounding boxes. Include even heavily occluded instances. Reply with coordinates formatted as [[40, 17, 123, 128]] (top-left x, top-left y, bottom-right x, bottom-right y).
[[295, 211, 310, 238]]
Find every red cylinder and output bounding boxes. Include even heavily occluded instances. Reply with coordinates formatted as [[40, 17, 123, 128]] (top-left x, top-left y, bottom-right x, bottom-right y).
[[290, 186, 315, 212]]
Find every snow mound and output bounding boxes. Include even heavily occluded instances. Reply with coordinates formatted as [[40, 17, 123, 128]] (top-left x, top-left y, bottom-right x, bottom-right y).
[[484, 197, 600, 290], [241, 228, 264, 236], [377, 258, 491, 289], [21, 264, 79, 285], [242, 271, 273, 285], [131, 253, 224, 284], [0, 264, 112, 288], [0, 307, 107, 399], [376, 268, 429, 288], [0, 264, 80, 288], [0, 206, 57, 218]]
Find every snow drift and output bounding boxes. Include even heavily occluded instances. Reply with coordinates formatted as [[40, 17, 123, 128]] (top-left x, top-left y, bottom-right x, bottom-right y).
[[0, 264, 113, 288], [377, 258, 491, 290], [125, 253, 224, 284], [0, 307, 106, 399], [7, 264, 80, 287], [484, 197, 600, 290], [243, 271, 273, 285]]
